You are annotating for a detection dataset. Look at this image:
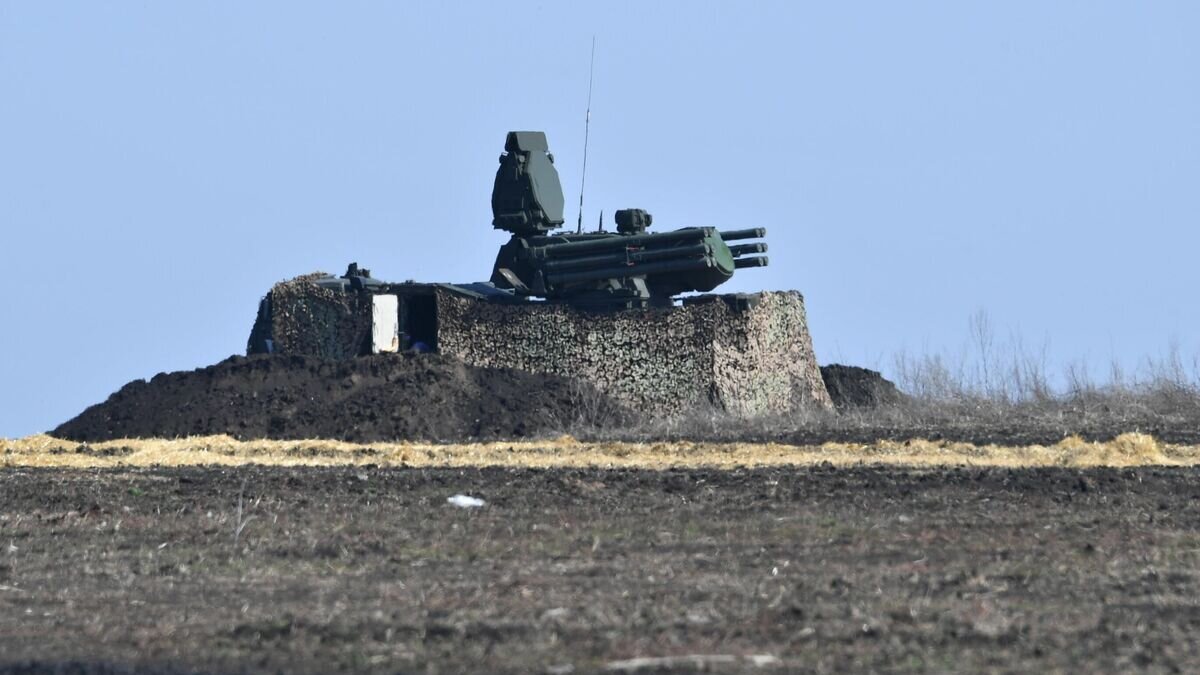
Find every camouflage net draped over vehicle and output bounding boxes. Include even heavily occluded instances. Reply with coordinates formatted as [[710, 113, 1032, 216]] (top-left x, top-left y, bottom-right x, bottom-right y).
[[249, 275, 373, 360], [251, 276, 831, 416], [436, 288, 830, 413], [436, 289, 830, 415]]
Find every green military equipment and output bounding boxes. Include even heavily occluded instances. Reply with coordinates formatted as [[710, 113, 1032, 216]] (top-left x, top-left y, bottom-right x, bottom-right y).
[[489, 131, 768, 310], [492, 131, 565, 235]]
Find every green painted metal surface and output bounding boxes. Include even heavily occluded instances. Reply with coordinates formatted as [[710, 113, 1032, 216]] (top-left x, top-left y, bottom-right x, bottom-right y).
[[488, 131, 769, 310]]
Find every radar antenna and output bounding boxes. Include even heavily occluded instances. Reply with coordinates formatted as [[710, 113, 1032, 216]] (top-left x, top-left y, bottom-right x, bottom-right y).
[[576, 37, 596, 234]]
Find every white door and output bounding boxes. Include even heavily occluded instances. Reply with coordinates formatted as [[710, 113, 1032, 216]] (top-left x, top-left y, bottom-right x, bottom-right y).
[[371, 294, 400, 354]]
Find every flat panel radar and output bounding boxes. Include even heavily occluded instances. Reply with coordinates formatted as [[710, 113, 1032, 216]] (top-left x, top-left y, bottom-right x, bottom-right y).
[[491, 131, 566, 235]]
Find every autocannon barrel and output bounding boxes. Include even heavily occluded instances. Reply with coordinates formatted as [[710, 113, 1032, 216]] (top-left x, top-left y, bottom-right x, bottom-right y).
[[729, 243, 767, 257], [718, 228, 767, 242], [540, 243, 712, 273], [733, 256, 769, 269]]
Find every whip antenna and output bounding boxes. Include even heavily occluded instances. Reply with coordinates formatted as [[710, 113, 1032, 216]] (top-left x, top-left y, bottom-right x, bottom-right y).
[[576, 36, 596, 234]]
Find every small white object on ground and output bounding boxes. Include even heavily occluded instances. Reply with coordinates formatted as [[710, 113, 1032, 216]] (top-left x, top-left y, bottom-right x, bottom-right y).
[[447, 494, 485, 508], [604, 654, 780, 671]]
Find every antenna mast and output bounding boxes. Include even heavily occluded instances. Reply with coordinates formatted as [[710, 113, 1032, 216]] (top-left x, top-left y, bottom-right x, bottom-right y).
[[576, 36, 596, 234]]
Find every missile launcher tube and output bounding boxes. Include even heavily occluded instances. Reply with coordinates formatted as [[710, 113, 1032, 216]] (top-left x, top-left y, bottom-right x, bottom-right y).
[[532, 228, 710, 259], [540, 243, 713, 273], [545, 256, 719, 286]]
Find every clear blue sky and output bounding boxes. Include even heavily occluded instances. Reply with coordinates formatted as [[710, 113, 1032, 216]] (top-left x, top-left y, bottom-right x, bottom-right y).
[[2, 2, 1197, 437]]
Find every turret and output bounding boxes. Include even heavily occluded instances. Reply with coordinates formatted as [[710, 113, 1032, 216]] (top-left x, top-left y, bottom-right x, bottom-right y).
[[489, 131, 768, 310]]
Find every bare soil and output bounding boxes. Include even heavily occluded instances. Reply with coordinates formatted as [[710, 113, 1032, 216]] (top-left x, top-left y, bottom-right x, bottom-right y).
[[52, 354, 624, 443], [2, 464, 1199, 673], [819, 364, 905, 410], [51, 353, 1200, 449]]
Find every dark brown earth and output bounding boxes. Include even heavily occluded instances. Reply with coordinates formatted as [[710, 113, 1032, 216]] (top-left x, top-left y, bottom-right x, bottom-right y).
[[52, 354, 625, 443], [819, 364, 905, 410], [3, 465, 1200, 673], [53, 353, 1200, 449]]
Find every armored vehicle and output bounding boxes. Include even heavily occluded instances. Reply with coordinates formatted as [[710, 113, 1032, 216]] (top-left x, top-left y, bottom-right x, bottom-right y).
[[247, 130, 830, 414]]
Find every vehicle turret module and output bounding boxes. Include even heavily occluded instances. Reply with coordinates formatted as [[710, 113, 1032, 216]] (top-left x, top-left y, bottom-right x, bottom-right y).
[[487, 131, 768, 310], [248, 131, 831, 414]]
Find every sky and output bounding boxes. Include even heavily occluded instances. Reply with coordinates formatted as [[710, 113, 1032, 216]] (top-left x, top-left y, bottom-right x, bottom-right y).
[[2, 2, 1198, 437]]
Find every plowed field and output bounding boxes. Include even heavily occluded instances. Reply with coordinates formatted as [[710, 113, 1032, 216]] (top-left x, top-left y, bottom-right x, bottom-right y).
[[2, 453, 1199, 673]]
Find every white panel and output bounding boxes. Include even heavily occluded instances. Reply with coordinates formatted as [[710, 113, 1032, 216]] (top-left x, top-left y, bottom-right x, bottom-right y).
[[371, 294, 400, 354]]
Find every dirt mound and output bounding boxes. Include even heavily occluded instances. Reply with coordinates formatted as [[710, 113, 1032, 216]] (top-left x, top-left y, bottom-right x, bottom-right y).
[[53, 354, 624, 442], [820, 364, 905, 409]]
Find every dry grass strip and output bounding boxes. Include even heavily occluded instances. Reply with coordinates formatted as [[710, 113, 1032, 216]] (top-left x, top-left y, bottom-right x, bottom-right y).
[[2, 433, 1199, 470]]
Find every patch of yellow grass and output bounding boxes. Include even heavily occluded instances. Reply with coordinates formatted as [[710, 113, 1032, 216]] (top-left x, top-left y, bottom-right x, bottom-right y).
[[2, 432, 1198, 469]]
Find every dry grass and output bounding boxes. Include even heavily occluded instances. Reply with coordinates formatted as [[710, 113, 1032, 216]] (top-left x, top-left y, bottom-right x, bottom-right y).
[[3, 432, 1198, 470]]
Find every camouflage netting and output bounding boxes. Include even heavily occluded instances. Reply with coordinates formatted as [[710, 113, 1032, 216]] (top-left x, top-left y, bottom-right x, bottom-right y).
[[436, 289, 831, 415], [250, 276, 832, 416], [248, 274, 373, 360]]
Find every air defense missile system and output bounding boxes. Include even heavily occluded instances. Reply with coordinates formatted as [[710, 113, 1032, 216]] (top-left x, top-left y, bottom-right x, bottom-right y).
[[488, 131, 768, 310], [248, 131, 831, 415]]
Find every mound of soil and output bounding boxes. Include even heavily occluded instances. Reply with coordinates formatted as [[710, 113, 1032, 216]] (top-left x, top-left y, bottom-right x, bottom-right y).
[[53, 354, 624, 442], [820, 364, 905, 409]]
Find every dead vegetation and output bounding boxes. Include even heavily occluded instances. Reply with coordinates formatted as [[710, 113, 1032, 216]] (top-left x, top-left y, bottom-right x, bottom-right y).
[[4, 431, 1199, 470], [564, 311, 1200, 447]]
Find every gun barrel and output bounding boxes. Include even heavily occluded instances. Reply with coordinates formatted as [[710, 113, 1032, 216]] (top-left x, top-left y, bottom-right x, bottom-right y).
[[729, 243, 767, 257], [733, 256, 769, 269], [719, 228, 766, 242]]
